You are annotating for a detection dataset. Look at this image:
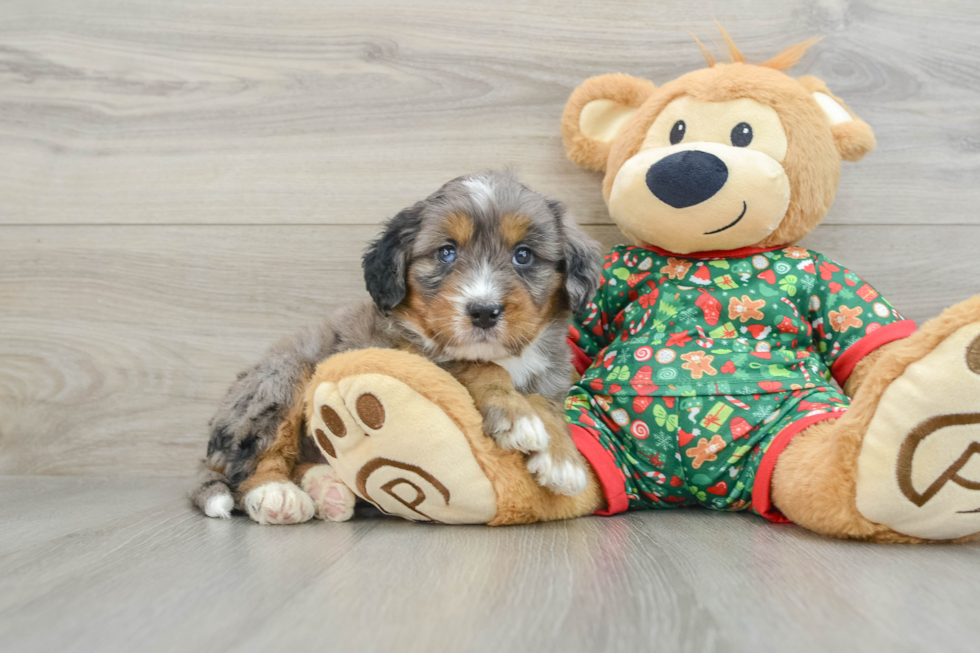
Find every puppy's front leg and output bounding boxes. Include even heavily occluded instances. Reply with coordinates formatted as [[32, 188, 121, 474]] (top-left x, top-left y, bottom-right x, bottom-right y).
[[523, 395, 590, 496], [450, 362, 549, 454], [452, 362, 588, 495]]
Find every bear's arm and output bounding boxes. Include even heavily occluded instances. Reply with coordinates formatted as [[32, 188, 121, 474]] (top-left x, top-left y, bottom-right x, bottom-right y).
[[567, 249, 635, 374], [806, 253, 916, 388]]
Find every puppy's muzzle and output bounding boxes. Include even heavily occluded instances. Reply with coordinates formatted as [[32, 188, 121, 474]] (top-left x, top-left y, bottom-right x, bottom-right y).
[[468, 303, 503, 329], [645, 150, 729, 208]]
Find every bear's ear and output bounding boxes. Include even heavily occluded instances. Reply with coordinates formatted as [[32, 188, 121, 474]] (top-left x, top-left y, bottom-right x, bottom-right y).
[[797, 75, 877, 162], [562, 73, 657, 171]]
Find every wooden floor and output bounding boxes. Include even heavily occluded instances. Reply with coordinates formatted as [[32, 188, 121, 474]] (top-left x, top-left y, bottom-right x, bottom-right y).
[[2, 1, 980, 650], [0, 477, 977, 653]]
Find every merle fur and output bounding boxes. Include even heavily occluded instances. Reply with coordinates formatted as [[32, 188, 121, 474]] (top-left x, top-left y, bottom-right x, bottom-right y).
[[190, 170, 602, 516]]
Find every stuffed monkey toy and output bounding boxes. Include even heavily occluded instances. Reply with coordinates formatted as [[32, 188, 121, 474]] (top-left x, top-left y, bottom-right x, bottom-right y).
[[297, 33, 980, 542]]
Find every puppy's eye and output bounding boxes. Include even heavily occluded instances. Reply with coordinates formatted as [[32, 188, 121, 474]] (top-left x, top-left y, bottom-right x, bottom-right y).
[[669, 120, 686, 145], [731, 122, 753, 147], [512, 247, 533, 267], [437, 244, 457, 264]]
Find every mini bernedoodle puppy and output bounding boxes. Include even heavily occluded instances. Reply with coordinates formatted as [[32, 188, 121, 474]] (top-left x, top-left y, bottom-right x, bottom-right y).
[[192, 170, 603, 523]]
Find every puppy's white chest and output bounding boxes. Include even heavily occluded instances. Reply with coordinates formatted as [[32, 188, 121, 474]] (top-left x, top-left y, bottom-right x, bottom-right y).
[[495, 340, 550, 392]]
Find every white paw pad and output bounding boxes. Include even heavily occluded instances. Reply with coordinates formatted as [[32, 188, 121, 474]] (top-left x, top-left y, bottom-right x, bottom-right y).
[[527, 451, 589, 496], [244, 481, 315, 525], [495, 415, 550, 453], [301, 465, 356, 522]]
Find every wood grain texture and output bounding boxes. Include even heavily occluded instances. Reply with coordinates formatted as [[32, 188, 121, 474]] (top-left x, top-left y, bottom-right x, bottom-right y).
[[0, 477, 976, 653], [2, 4, 979, 650], [1, 0, 979, 226], [2, 224, 979, 476]]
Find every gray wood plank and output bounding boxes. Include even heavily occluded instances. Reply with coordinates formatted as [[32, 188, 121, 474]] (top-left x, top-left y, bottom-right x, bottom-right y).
[[1, 0, 979, 226], [2, 224, 979, 476], [0, 477, 976, 653], [2, 3, 979, 651]]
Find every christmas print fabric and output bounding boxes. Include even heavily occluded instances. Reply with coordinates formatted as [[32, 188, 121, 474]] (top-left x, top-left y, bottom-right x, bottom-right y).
[[564, 244, 908, 514]]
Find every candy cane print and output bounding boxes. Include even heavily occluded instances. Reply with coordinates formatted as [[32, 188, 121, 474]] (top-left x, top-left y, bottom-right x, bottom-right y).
[[780, 297, 801, 319], [629, 309, 650, 335], [798, 362, 812, 383], [582, 301, 598, 325], [724, 395, 750, 410], [695, 325, 714, 348]]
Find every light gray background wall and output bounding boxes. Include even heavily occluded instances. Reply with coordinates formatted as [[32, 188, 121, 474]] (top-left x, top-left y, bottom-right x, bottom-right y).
[[2, 3, 980, 653], [4, 0, 978, 477]]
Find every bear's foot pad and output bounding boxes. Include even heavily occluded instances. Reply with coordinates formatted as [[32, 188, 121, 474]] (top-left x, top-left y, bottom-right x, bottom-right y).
[[309, 373, 497, 524], [856, 322, 980, 540]]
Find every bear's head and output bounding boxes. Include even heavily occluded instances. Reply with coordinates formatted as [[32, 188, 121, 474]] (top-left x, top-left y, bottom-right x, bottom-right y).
[[561, 31, 876, 255]]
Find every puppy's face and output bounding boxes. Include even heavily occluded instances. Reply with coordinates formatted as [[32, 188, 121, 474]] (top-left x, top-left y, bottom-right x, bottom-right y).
[[363, 172, 601, 361]]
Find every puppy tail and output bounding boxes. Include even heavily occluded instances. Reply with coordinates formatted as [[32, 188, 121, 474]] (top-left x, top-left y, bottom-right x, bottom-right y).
[[190, 462, 236, 519]]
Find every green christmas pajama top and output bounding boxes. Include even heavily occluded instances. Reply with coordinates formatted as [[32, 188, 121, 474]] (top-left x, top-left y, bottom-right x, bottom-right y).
[[564, 244, 916, 521]]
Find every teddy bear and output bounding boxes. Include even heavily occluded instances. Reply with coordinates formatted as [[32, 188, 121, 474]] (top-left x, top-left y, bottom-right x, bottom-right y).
[[295, 32, 980, 542]]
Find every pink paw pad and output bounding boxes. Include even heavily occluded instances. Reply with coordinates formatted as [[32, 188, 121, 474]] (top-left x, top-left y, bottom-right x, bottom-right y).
[[302, 466, 356, 522]]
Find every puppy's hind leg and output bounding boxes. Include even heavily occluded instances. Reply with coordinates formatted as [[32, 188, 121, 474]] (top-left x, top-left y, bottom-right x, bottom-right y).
[[294, 463, 356, 522], [524, 395, 590, 496], [239, 378, 315, 525]]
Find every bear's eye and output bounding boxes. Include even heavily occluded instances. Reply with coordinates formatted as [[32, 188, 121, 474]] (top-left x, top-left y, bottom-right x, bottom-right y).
[[512, 246, 534, 267], [669, 120, 686, 145], [731, 122, 753, 147], [437, 244, 457, 264]]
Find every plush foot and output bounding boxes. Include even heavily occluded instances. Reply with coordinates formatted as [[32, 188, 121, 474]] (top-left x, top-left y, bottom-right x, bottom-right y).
[[855, 309, 980, 541], [300, 464, 356, 522], [243, 481, 315, 525], [306, 350, 498, 524]]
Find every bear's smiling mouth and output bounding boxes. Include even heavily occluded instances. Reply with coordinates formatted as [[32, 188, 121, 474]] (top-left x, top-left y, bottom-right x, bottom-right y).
[[703, 201, 748, 235]]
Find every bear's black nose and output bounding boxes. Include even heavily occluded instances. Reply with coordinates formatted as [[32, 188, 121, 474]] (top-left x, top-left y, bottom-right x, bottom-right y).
[[645, 150, 729, 208]]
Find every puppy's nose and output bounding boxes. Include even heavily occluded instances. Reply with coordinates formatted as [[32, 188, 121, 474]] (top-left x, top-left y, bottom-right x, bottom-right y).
[[468, 303, 503, 329], [646, 150, 729, 208]]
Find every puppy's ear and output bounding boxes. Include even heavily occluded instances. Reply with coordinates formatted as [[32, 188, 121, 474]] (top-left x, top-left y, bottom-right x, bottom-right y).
[[562, 73, 657, 171], [550, 200, 602, 314], [797, 75, 877, 162], [362, 203, 424, 314]]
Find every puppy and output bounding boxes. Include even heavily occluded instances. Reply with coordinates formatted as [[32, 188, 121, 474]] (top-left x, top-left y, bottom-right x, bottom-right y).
[[191, 170, 603, 523]]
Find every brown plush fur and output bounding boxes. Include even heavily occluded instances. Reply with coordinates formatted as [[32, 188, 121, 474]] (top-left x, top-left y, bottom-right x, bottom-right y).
[[561, 73, 657, 172], [305, 348, 604, 524], [600, 64, 842, 248], [562, 37, 876, 250], [772, 296, 980, 543], [561, 34, 979, 542], [796, 76, 877, 162]]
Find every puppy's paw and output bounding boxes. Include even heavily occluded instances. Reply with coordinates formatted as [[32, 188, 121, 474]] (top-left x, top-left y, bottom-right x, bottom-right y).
[[244, 481, 315, 525], [204, 493, 234, 519], [527, 451, 589, 496], [481, 398, 549, 453], [300, 465, 356, 522]]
